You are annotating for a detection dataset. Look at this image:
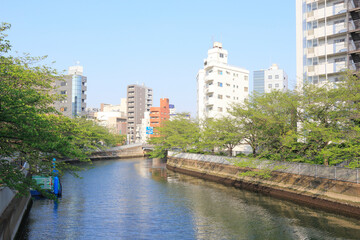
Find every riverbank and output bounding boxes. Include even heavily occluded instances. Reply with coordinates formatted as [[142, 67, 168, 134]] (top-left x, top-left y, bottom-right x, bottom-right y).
[[0, 164, 32, 240], [167, 152, 360, 220]]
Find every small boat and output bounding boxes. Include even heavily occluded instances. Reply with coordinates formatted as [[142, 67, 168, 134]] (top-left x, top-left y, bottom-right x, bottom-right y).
[[30, 158, 62, 197], [30, 175, 62, 197]]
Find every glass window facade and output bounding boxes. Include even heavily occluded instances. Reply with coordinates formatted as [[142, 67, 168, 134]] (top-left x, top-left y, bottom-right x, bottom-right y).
[[253, 70, 265, 94], [72, 75, 82, 117]]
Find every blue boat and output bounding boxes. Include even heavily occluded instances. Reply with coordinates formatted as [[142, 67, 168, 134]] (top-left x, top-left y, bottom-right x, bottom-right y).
[[30, 158, 62, 197]]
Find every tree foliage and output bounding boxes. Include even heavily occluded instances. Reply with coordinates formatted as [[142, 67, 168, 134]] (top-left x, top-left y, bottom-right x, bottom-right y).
[[0, 23, 120, 195], [148, 114, 200, 158], [149, 72, 360, 168]]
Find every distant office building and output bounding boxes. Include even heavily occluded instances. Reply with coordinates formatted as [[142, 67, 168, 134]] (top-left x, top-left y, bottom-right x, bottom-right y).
[[54, 65, 87, 118], [127, 84, 153, 143], [296, 0, 358, 86], [136, 111, 150, 143], [197, 42, 249, 119], [95, 111, 127, 135], [169, 104, 176, 120], [253, 64, 288, 94], [150, 98, 170, 138], [100, 98, 127, 114]]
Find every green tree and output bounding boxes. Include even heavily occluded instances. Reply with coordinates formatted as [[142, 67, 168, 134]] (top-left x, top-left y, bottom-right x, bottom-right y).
[[0, 23, 118, 194], [149, 114, 200, 158], [199, 117, 243, 156]]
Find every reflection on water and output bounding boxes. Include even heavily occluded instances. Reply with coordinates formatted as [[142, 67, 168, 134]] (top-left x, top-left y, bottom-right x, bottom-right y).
[[17, 158, 360, 240]]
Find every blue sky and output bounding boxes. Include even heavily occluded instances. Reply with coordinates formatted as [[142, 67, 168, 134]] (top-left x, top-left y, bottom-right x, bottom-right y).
[[1, 0, 296, 116]]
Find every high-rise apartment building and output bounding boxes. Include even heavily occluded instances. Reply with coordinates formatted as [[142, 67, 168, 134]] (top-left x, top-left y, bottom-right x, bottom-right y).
[[296, 0, 360, 86], [253, 64, 288, 94], [197, 42, 249, 119], [127, 84, 153, 143], [54, 65, 87, 118]]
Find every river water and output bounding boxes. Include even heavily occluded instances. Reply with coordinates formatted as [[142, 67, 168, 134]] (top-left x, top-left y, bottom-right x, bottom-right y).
[[17, 158, 360, 240]]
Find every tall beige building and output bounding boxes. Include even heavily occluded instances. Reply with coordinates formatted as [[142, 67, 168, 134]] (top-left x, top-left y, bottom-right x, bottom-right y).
[[296, 0, 360, 86]]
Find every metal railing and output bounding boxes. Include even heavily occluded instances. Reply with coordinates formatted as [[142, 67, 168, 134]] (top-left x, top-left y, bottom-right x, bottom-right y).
[[168, 152, 360, 184]]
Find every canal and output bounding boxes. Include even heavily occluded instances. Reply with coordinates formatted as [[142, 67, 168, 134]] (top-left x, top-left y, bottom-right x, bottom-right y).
[[17, 158, 360, 240]]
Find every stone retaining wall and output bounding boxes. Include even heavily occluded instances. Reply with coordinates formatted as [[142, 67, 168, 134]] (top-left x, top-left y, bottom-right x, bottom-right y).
[[167, 153, 360, 220]]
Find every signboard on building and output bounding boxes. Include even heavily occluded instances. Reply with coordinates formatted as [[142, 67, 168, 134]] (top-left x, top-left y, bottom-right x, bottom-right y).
[[146, 126, 153, 135]]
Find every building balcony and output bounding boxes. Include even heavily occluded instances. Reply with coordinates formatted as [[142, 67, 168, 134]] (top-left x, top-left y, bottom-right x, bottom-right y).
[[205, 97, 216, 106], [306, 4, 346, 21], [205, 84, 216, 94], [307, 24, 347, 39], [349, 61, 360, 71], [306, 42, 347, 57], [348, 0, 360, 10], [307, 62, 347, 77]]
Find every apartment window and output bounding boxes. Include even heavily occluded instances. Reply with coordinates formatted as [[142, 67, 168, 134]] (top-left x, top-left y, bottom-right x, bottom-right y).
[[226, 71, 230, 75], [244, 76, 248, 81], [60, 107, 67, 112], [244, 87, 248, 92], [218, 107, 223, 112], [307, 39, 318, 48], [218, 94, 223, 99], [268, 75, 272, 79], [60, 81, 67, 86], [218, 70, 223, 75], [60, 90, 67, 94], [313, 76, 319, 84], [334, 19, 345, 25], [208, 93, 213, 98], [334, 38, 345, 44], [307, 57, 318, 65], [82, 91, 85, 94], [218, 82, 223, 87], [226, 83, 230, 87], [220, 53, 224, 58], [275, 83, 279, 88], [268, 84, 272, 88], [307, 20, 318, 30], [307, 2, 317, 12], [334, 57, 346, 63], [82, 99, 85, 103], [275, 75, 279, 79], [226, 95, 230, 99]]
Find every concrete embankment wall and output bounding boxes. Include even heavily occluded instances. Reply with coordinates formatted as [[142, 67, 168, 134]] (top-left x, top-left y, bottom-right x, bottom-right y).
[[167, 153, 360, 220], [90, 146, 146, 161], [0, 188, 31, 240]]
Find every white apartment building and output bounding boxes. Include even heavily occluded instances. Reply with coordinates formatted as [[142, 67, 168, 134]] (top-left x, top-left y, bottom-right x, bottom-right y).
[[253, 64, 288, 94], [296, 0, 360, 86], [136, 111, 150, 143], [197, 42, 250, 119]]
